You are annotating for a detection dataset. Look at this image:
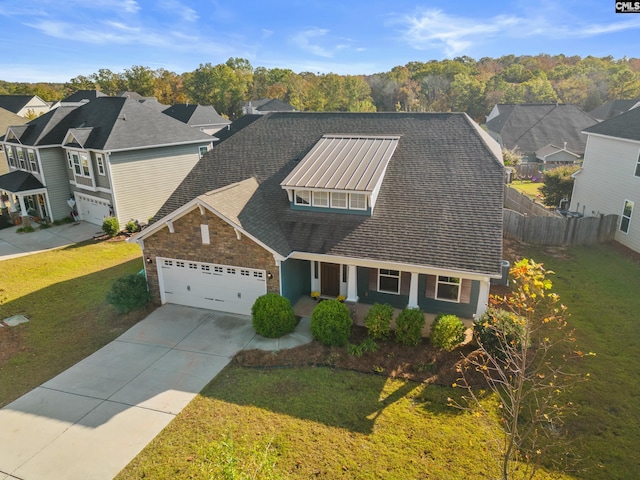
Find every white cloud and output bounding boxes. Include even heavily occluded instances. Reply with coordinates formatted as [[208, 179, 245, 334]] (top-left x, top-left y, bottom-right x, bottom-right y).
[[290, 28, 334, 58], [157, 0, 198, 22]]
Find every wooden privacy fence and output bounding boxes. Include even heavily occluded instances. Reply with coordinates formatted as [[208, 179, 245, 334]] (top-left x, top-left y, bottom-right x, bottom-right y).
[[504, 209, 619, 246], [504, 185, 557, 217]]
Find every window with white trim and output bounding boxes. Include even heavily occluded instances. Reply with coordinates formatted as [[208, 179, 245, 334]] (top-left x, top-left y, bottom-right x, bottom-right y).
[[80, 152, 90, 176], [378, 269, 400, 294], [331, 192, 347, 208], [6, 147, 15, 167], [201, 224, 210, 244], [17, 149, 26, 169], [199, 145, 208, 158], [27, 149, 38, 172], [436, 276, 461, 302], [294, 190, 310, 205], [621, 200, 633, 234], [350, 193, 367, 210], [96, 154, 105, 175], [635, 152, 640, 178], [72, 153, 82, 176], [312, 191, 329, 207], [67, 151, 73, 169]]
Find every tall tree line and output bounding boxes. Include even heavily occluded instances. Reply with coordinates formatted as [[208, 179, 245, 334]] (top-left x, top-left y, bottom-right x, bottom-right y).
[[1, 54, 639, 121]]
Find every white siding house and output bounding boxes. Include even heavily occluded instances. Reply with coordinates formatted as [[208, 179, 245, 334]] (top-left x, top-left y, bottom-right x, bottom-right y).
[[570, 108, 640, 253]]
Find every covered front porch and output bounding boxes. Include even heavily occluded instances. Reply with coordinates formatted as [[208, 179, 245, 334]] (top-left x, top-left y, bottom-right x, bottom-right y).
[[0, 171, 50, 227]]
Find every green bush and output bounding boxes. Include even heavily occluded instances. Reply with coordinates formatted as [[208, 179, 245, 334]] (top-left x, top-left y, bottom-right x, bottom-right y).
[[364, 302, 394, 340], [310, 299, 352, 346], [106, 274, 151, 314], [473, 308, 527, 359], [251, 293, 296, 338], [430, 314, 466, 351], [346, 337, 378, 357], [395, 307, 426, 346], [125, 220, 139, 234], [102, 216, 120, 237]]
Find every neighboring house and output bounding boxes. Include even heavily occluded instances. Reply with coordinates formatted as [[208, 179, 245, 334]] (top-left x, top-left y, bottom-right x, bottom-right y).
[[162, 104, 231, 135], [0, 97, 212, 227], [0, 95, 52, 118], [535, 144, 581, 166], [0, 108, 27, 176], [210, 114, 262, 144], [485, 103, 597, 162], [131, 112, 504, 319], [570, 106, 640, 253], [61, 90, 108, 103], [242, 98, 296, 115], [589, 99, 640, 122]]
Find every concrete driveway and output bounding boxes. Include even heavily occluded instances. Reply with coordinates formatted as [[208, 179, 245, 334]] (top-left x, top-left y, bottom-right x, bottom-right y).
[[0, 304, 312, 480], [0, 221, 102, 261]]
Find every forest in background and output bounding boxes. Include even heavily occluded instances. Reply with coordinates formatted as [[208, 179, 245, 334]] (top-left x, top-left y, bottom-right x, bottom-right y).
[[1, 54, 640, 121]]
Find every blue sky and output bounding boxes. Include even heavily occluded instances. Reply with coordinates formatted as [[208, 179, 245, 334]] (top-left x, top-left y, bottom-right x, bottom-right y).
[[2, 0, 640, 82]]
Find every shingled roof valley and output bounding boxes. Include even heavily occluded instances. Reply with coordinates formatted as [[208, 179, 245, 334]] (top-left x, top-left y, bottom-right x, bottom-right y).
[[155, 112, 504, 276]]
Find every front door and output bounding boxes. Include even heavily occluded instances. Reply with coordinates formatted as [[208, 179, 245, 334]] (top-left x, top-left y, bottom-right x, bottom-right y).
[[321, 263, 341, 297]]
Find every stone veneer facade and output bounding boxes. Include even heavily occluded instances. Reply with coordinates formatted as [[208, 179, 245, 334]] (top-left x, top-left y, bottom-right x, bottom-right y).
[[141, 208, 281, 303]]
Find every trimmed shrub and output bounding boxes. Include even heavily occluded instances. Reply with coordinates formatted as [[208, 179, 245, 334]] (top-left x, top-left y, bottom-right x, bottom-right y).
[[473, 308, 527, 359], [395, 307, 426, 346], [364, 302, 394, 340], [125, 220, 139, 234], [106, 274, 151, 314], [310, 299, 352, 346], [102, 216, 120, 237], [251, 293, 296, 338], [430, 314, 465, 351]]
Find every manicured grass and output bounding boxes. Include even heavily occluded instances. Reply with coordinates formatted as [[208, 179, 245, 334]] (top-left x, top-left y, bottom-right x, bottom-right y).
[[510, 179, 543, 200], [0, 239, 147, 406], [117, 242, 640, 479]]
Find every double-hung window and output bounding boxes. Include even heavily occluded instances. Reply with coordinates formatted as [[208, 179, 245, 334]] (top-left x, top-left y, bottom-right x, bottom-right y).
[[72, 153, 82, 176], [6, 148, 15, 167], [199, 146, 208, 158], [17, 149, 26, 169], [96, 154, 105, 176], [27, 149, 38, 172], [635, 152, 640, 178], [80, 153, 90, 176], [436, 276, 461, 302], [621, 200, 634, 234], [378, 269, 400, 294]]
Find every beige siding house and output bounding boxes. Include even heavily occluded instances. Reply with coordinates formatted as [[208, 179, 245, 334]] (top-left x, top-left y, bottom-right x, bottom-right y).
[[570, 107, 640, 253], [0, 97, 212, 227]]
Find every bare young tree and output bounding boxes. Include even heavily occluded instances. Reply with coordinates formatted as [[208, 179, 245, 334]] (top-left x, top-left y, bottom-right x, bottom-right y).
[[451, 259, 591, 480]]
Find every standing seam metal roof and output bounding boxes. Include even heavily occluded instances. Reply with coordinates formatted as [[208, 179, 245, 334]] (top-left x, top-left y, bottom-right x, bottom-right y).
[[280, 135, 400, 192]]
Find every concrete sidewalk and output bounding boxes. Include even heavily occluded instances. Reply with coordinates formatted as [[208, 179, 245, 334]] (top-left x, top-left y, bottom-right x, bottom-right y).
[[0, 221, 102, 261], [0, 305, 313, 480]]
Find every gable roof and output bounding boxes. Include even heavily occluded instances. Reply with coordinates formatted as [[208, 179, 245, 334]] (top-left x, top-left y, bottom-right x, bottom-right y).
[[582, 105, 640, 142], [535, 144, 580, 160], [61, 90, 108, 103], [0, 95, 48, 114], [589, 99, 640, 121], [162, 104, 230, 127], [212, 114, 262, 143], [150, 112, 504, 276], [0, 107, 27, 136], [246, 98, 296, 112], [485, 103, 597, 154], [1, 97, 212, 151]]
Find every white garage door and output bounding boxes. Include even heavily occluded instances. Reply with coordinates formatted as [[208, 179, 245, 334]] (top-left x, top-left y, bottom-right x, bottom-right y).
[[157, 257, 267, 315], [75, 193, 111, 226]]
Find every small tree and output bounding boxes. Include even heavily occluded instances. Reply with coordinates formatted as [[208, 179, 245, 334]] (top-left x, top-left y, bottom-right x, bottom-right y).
[[102, 216, 120, 237], [539, 165, 580, 208], [364, 302, 394, 340], [106, 274, 150, 314], [430, 314, 465, 351], [452, 259, 590, 480], [310, 299, 352, 347]]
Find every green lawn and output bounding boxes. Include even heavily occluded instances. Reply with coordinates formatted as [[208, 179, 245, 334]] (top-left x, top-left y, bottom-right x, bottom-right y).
[[510, 179, 543, 200], [0, 238, 147, 406], [117, 243, 640, 480]]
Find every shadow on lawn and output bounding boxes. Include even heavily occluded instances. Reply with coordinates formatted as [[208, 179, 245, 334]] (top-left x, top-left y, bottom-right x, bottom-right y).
[[201, 365, 467, 435]]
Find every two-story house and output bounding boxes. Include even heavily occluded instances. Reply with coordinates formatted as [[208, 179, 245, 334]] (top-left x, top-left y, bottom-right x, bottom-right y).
[[570, 106, 640, 253], [131, 112, 504, 320], [0, 97, 212, 227], [0, 95, 53, 118]]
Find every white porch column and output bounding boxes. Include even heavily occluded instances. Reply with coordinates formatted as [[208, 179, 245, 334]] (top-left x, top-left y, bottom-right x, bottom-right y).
[[407, 272, 419, 308], [8, 194, 17, 212], [18, 195, 27, 216], [475, 278, 491, 318], [346, 264, 358, 302]]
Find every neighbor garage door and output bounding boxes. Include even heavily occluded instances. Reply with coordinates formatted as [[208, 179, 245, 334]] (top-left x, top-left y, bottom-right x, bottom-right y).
[[157, 257, 267, 315], [75, 193, 111, 226]]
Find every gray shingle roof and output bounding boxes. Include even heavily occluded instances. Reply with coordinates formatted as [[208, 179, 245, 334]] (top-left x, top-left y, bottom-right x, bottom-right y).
[[162, 104, 230, 127], [589, 99, 640, 121], [583, 105, 640, 141], [61, 90, 108, 103], [155, 112, 504, 276], [246, 98, 296, 112], [3, 97, 212, 151], [0, 170, 44, 192], [485, 103, 597, 154], [0, 95, 42, 114]]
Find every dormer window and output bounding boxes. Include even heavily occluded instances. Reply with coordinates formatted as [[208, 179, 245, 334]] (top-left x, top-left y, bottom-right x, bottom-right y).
[[281, 134, 400, 215]]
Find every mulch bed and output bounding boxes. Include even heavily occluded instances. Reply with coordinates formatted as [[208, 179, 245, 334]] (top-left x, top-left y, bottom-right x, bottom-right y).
[[233, 325, 487, 387]]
